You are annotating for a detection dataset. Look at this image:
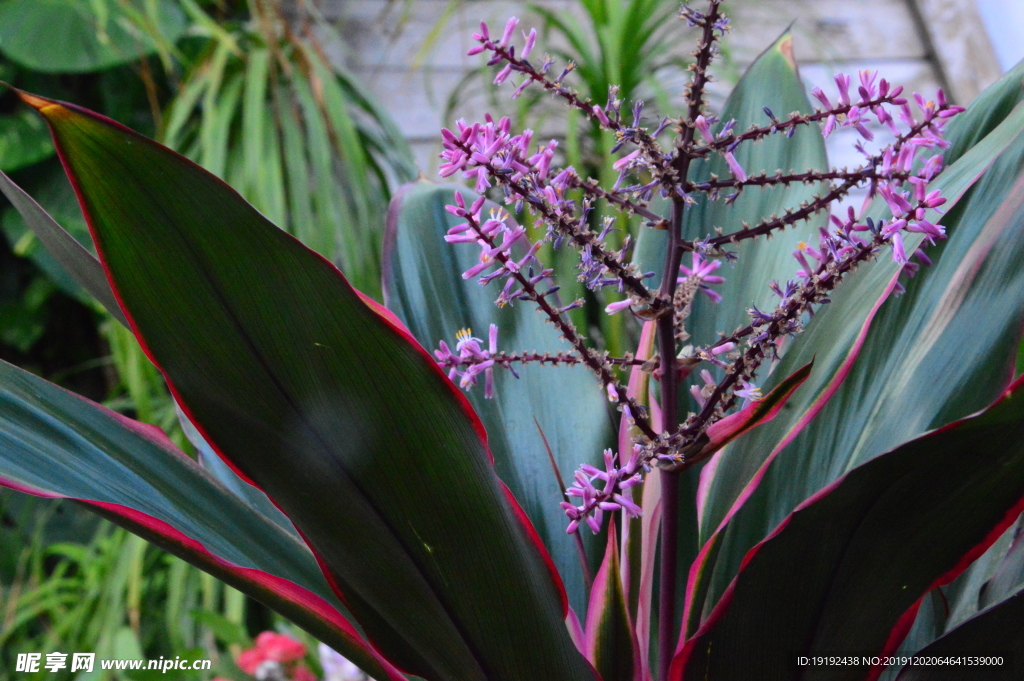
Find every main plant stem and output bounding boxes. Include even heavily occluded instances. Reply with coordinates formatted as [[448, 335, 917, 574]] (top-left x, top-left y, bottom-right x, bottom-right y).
[[657, 197, 687, 680], [657, 6, 721, 671]]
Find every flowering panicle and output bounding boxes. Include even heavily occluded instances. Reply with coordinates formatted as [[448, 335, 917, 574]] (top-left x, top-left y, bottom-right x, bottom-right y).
[[439, 117, 658, 307], [431, 2, 963, 535], [439, 191, 659, 439]]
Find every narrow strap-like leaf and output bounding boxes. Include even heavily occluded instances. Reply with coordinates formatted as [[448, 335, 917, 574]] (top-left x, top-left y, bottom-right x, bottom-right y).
[[22, 90, 596, 681], [0, 170, 126, 326], [0, 358, 402, 681], [672, 376, 1024, 681]]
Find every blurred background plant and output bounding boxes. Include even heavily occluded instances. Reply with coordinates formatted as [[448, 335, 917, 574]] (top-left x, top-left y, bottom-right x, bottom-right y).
[[0, 0, 414, 677]]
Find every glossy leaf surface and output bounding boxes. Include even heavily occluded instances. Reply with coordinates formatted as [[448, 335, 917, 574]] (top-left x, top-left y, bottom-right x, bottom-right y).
[[0, 358, 401, 681], [28, 92, 595, 681], [383, 180, 610, 615], [674, 377, 1024, 681]]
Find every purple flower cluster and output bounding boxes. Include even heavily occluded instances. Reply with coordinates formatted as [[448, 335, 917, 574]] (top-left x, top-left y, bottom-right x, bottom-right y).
[[428, 10, 966, 536], [779, 73, 960, 297], [811, 71, 960, 146], [434, 325, 502, 398], [562, 448, 646, 534], [466, 18, 539, 95], [439, 113, 558, 197], [678, 252, 726, 303], [443, 191, 547, 304], [440, 118, 651, 303]]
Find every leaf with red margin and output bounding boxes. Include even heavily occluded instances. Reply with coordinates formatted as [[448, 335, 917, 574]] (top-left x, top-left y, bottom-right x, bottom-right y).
[[895, 590, 1024, 681], [671, 375, 1024, 681], [0, 357, 403, 681], [686, 102, 1024, 636], [0, 167, 405, 540], [585, 525, 639, 681], [683, 288, 895, 640], [616, 321, 658, 681], [21, 90, 596, 681]]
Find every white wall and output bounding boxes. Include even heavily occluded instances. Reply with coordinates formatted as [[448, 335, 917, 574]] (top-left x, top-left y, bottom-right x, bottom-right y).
[[976, 0, 1024, 70]]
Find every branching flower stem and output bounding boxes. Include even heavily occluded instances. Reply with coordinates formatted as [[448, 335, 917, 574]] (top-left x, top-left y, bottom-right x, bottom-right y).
[[656, 192, 942, 467], [708, 176, 863, 248], [685, 93, 907, 160], [446, 9, 963, 679], [705, 111, 951, 251], [458, 210, 659, 440], [568, 176, 669, 228], [688, 167, 911, 192], [449, 138, 661, 309], [436, 351, 648, 369]]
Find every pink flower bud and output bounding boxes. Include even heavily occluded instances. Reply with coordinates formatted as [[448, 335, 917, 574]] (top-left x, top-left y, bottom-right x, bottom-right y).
[[522, 28, 537, 58], [604, 299, 633, 315], [499, 17, 519, 48]]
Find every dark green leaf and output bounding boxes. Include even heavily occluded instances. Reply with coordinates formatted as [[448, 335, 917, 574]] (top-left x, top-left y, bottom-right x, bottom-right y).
[[0, 358, 402, 681], [895, 591, 1024, 681], [674, 378, 1024, 681], [28, 92, 595, 681]]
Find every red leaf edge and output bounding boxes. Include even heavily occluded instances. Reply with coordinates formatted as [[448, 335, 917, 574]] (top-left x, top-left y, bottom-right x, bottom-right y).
[[23, 91, 573, 648], [0, 475, 406, 681], [669, 373, 1024, 681], [698, 360, 813, 457], [679, 274, 899, 645]]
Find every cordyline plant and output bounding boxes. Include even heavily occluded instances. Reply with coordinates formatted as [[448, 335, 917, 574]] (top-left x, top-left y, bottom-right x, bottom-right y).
[[5, 2, 1024, 680]]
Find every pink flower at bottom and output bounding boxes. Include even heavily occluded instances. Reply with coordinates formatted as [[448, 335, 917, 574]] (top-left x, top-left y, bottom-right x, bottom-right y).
[[292, 665, 318, 681], [255, 632, 307, 663], [237, 631, 308, 677]]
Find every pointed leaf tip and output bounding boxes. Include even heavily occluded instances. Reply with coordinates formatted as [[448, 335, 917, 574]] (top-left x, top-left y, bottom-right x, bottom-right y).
[[14, 90, 60, 114], [776, 34, 795, 67]]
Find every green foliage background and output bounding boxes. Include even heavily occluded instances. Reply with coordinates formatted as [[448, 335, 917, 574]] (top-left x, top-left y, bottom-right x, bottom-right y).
[[0, 1, 414, 678]]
